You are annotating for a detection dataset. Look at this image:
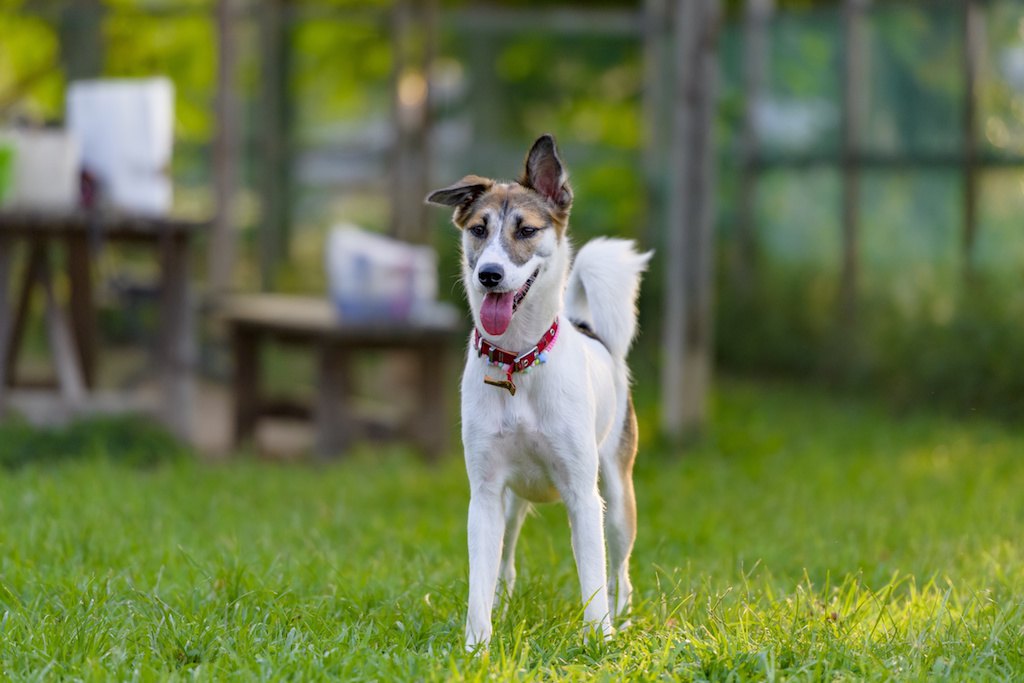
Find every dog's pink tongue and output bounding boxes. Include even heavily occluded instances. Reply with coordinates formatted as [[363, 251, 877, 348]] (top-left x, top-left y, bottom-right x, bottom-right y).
[[481, 291, 515, 336]]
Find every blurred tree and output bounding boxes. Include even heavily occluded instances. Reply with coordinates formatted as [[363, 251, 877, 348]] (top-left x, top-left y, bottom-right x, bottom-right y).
[[57, 0, 103, 81], [0, 5, 63, 119]]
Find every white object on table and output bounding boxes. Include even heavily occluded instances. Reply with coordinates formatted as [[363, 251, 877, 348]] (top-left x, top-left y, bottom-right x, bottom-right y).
[[66, 77, 174, 215], [0, 129, 81, 209], [326, 223, 443, 322]]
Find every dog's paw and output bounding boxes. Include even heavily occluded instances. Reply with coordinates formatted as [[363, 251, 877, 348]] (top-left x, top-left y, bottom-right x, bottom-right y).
[[582, 619, 615, 645], [464, 628, 492, 655]]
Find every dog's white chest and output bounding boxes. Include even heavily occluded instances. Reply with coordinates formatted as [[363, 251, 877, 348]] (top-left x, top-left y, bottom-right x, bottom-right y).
[[501, 435, 561, 503], [478, 396, 555, 502], [462, 334, 615, 505]]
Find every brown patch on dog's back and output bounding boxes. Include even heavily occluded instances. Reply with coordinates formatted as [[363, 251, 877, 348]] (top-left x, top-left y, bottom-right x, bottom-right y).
[[608, 394, 639, 543], [618, 394, 639, 477]]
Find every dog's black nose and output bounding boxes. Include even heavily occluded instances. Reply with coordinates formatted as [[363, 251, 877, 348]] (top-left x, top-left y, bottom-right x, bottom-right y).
[[478, 264, 504, 289]]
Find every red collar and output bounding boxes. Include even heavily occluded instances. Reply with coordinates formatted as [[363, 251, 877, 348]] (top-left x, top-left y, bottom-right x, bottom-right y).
[[473, 319, 559, 396]]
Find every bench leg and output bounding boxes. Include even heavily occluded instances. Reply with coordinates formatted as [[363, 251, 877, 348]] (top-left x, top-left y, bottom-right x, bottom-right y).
[[315, 344, 353, 458], [416, 343, 450, 462], [232, 326, 261, 447], [0, 236, 14, 411]]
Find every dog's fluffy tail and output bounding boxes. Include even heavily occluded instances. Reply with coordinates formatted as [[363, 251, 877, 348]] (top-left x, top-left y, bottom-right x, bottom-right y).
[[565, 238, 652, 360]]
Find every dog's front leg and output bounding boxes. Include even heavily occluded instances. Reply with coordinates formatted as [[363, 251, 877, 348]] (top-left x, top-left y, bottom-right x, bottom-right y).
[[465, 484, 504, 651], [562, 483, 613, 640]]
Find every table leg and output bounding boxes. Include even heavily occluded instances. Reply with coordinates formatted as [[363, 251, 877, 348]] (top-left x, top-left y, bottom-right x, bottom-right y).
[[4, 241, 46, 387], [39, 253, 85, 404], [66, 234, 97, 389], [232, 325, 261, 447], [158, 236, 196, 441], [315, 344, 352, 458]]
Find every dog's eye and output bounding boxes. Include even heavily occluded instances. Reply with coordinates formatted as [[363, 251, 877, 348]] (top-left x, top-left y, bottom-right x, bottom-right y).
[[468, 225, 487, 238], [517, 226, 540, 239]]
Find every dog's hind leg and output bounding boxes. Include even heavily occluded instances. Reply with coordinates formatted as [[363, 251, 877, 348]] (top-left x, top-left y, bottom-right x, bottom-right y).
[[602, 469, 637, 623], [496, 490, 530, 607], [601, 397, 639, 623]]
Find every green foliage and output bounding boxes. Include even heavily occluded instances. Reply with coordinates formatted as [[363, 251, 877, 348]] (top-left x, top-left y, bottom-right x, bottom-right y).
[[0, 7, 64, 120], [717, 266, 836, 378], [0, 415, 187, 470], [719, 268, 1024, 418], [718, 164, 1024, 416], [2, 381, 1024, 678], [0, 141, 14, 201], [103, 12, 216, 142], [290, 14, 393, 145], [715, 2, 1024, 417], [867, 4, 962, 154], [866, 281, 1024, 417]]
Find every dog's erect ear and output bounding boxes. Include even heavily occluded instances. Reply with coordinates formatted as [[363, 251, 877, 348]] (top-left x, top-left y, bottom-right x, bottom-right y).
[[520, 134, 572, 211], [425, 175, 493, 210]]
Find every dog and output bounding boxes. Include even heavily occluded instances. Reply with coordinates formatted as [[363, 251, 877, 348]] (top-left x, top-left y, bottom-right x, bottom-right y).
[[427, 134, 651, 650]]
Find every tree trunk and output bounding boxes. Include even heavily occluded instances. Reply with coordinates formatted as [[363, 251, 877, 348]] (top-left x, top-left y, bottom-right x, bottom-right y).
[[391, 0, 436, 245], [210, 0, 241, 297], [660, 0, 721, 439]]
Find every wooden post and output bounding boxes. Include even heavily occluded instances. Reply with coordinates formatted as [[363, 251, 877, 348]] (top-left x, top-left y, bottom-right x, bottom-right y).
[[962, 0, 982, 280], [839, 0, 867, 331], [465, 15, 503, 173], [734, 0, 774, 295], [158, 235, 196, 441], [642, 0, 670, 252], [210, 0, 241, 297], [660, 0, 721, 439], [391, 0, 436, 245], [258, 0, 292, 290]]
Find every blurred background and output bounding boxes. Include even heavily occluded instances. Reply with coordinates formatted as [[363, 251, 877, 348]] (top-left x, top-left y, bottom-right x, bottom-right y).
[[2, 0, 1024, 456]]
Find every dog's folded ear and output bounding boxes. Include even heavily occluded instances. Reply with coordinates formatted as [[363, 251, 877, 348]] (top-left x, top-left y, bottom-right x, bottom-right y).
[[425, 175, 493, 210], [520, 134, 572, 211]]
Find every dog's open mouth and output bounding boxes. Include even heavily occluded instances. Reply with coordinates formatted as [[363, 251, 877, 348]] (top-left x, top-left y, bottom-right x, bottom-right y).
[[480, 268, 539, 336]]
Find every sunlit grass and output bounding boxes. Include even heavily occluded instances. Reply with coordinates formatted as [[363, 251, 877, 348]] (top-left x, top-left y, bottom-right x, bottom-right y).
[[1, 379, 1023, 680]]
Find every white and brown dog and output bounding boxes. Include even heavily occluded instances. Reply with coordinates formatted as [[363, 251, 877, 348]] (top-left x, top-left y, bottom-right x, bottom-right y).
[[427, 135, 651, 650]]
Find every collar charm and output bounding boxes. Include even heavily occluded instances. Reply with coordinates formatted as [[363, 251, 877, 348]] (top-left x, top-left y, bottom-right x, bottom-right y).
[[474, 319, 559, 396]]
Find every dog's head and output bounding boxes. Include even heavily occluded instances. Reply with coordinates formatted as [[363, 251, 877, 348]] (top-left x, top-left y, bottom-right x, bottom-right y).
[[426, 135, 573, 337]]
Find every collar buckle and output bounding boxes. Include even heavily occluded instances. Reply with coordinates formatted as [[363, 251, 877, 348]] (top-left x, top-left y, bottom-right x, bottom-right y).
[[515, 345, 539, 365]]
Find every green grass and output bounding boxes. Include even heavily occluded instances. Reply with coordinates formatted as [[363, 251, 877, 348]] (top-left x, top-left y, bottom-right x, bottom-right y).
[[2, 380, 1024, 680]]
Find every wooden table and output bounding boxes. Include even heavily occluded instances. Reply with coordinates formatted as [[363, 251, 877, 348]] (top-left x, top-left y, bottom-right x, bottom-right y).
[[0, 210, 203, 439], [221, 294, 463, 459]]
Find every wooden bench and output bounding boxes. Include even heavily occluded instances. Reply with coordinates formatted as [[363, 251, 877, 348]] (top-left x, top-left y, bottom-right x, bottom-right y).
[[221, 294, 463, 460]]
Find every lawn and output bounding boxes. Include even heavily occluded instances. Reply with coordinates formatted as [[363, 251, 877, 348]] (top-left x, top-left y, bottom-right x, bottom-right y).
[[1, 380, 1023, 680]]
